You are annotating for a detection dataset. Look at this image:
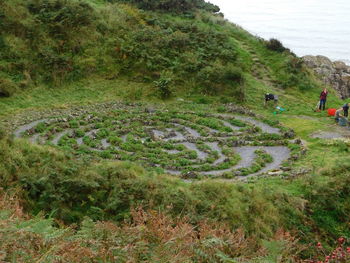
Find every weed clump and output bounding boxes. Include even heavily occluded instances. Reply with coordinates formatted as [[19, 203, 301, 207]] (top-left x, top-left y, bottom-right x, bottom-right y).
[[198, 63, 245, 99], [115, 0, 220, 14], [154, 72, 173, 99], [0, 77, 17, 97], [266, 38, 288, 53]]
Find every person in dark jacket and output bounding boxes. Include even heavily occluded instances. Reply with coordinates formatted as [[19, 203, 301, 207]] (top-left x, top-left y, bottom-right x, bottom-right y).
[[343, 103, 350, 117], [264, 93, 278, 106], [319, 88, 328, 111]]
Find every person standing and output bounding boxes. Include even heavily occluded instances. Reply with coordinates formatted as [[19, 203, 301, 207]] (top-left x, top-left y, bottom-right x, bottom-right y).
[[343, 102, 350, 117], [319, 88, 328, 111]]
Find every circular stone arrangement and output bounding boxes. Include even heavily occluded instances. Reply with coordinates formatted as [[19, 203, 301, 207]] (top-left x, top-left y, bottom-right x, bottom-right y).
[[13, 107, 293, 180]]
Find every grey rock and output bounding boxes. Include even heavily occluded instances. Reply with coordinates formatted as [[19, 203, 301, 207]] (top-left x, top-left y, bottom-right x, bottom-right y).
[[181, 171, 199, 179], [283, 130, 295, 139], [224, 103, 256, 116], [234, 170, 243, 177], [268, 170, 284, 176], [302, 55, 350, 99], [290, 154, 299, 161], [294, 138, 302, 144], [281, 167, 292, 171], [145, 108, 156, 114]]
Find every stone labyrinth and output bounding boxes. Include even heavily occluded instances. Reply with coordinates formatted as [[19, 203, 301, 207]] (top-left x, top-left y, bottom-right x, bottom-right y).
[[13, 106, 295, 180]]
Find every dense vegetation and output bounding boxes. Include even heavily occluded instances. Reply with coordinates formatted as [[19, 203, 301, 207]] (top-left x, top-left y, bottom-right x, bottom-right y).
[[1, 0, 349, 262], [1, 192, 304, 262], [0, 0, 315, 101], [115, 0, 220, 13]]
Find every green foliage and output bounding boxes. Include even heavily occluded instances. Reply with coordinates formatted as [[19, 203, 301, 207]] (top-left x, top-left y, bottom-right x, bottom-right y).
[[229, 118, 246, 127], [275, 56, 315, 90], [0, 193, 303, 262], [154, 72, 173, 99], [198, 63, 245, 99], [115, 0, 220, 14], [0, 0, 345, 259], [265, 38, 288, 53], [0, 77, 18, 97], [0, 0, 246, 98], [0, 0, 322, 103], [34, 122, 46, 133], [0, 133, 292, 232], [0, 126, 5, 140], [27, 0, 95, 38]]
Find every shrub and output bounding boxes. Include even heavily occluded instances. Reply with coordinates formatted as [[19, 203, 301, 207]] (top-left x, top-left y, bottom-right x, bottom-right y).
[[0, 35, 6, 49], [0, 126, 5, 140], [198, 63, 244, 99], [0, 77, 17, 97], [154, 72, 173, 99], [27, 0, 95, 39], [115, 0, 220, 14], [266, 38, 288, 53], [0, 192, 303, 262]]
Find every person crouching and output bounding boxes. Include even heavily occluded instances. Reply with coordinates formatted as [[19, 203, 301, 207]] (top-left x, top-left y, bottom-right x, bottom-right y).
[[335, 108, 344, 123], [264, 93, 278, 107]]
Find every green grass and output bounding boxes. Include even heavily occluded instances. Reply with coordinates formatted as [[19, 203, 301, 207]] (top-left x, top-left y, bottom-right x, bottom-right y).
[[0, 78, 151, 117], [1, 0, 350, 260]]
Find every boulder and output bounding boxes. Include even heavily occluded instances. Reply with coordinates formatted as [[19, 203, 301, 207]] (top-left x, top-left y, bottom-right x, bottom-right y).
[[268, 170, 284, 176], [181, 171, 199, 179], [302, 55, 350, 99]]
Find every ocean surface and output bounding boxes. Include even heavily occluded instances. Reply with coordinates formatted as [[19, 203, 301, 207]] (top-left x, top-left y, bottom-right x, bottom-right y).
[[209, 0, 350, 64]]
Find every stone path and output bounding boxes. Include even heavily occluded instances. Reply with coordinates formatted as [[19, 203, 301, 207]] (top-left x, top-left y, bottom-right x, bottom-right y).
[[13, 108, 294, 179], [311, 131, 347, 139]]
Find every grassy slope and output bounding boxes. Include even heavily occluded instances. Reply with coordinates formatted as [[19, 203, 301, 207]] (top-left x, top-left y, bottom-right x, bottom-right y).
[[1, 0, 350, 261]]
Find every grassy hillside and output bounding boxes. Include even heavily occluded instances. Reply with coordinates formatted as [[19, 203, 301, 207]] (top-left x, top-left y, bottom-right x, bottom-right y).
[[1, 0, 321, 103], [1, 0, 350, 262]]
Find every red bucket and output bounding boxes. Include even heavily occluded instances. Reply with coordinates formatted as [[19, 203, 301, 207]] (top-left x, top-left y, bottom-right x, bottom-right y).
[[328, 108, 336, 116]]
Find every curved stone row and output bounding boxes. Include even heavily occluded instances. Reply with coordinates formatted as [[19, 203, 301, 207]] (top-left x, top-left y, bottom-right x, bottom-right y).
[[13, 109, 292, 179]]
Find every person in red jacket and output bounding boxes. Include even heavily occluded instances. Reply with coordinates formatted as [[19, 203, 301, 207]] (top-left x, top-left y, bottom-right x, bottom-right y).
[[319, 88, 328, 111]]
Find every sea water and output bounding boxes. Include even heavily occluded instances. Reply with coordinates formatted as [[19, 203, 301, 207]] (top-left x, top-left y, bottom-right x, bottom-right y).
[[209, 0, 350, 64]]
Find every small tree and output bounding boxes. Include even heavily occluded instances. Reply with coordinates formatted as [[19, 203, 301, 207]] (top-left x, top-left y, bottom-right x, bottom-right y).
[[154, 72, 173, 99]]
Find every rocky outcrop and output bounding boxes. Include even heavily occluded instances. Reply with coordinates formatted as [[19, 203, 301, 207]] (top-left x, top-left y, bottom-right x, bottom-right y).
[[302, 55, 350, 99]]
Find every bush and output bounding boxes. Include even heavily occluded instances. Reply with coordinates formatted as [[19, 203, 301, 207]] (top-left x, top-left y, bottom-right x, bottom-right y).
[[154, 72, 173, 99], [0, 77, 17, 97], [0, 126, 5, 140], [266, 38, 288, 53], [27, 0, 95, 39], [0, 192, 303, 262], [116, 0, 220, 14], [198, 63, 244, 99]]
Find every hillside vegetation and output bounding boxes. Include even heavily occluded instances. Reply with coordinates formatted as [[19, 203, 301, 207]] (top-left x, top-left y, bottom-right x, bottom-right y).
[[1, 0, 316, 102], [1, 0, 350, 262], [1, 113, 350, 261]]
